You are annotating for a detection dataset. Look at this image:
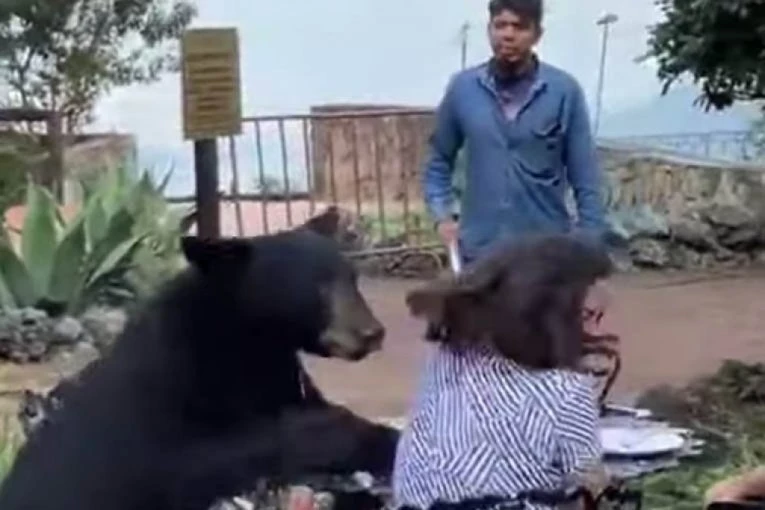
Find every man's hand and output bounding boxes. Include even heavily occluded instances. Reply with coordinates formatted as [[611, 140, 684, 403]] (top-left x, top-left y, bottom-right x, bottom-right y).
[[437, 219, 459, 246]]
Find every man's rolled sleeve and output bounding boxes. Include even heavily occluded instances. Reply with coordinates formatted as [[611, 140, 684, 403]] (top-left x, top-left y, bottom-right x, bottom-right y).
[[422, 77, 464, 223], [564, 81, 607, 239]]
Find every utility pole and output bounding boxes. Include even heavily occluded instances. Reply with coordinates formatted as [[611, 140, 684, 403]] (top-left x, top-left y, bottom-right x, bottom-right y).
[[593, 13, 618, 136], [458, 22, 470, 69]]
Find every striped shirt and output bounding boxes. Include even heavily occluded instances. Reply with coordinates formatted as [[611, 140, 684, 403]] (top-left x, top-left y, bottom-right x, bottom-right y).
[[392, 344, 602, 509]]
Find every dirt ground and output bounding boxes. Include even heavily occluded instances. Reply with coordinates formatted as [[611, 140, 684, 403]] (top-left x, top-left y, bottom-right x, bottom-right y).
[[2, 270, 765, 424], [303, 270, 765, 419]]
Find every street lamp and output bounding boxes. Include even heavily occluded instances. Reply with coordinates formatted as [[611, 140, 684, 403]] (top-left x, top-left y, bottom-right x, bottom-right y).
[[459, 22, 471, 70], [593, 12, 618, 136]]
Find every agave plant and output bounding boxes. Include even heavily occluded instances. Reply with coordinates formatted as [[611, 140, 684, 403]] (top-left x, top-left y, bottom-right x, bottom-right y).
[[69, 165, 195, 295], [117, 169, 196, 294], [0, 181, 146, 315]]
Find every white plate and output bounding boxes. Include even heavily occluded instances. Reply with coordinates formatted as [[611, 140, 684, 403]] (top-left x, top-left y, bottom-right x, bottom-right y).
[[599, 426, 686, 457]]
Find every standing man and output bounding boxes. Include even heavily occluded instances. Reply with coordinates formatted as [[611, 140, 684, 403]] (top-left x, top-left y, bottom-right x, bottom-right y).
[[424, 0, 607, 265]]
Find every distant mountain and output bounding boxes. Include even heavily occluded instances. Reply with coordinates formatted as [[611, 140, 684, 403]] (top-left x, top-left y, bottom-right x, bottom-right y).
[[599, 86, 761, 137]]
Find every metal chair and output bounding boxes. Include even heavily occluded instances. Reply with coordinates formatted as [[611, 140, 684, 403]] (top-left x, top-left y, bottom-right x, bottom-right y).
[[581, 333, 622, 408]]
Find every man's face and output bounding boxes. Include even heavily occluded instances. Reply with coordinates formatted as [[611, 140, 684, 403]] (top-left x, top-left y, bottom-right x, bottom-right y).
[[488, 9, 540, 65]]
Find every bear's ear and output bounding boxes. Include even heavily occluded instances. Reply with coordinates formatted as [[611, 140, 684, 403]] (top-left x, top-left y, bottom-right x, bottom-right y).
[[300, 206, 340, 239], [181, 236, 253, 273]]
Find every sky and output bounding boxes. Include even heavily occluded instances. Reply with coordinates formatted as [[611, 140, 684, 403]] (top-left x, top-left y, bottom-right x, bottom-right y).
[[89, 0, 669, 195]]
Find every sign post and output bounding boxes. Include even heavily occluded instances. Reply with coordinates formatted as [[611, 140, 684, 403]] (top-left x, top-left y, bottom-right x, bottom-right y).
[[181, 27, 243, 238]]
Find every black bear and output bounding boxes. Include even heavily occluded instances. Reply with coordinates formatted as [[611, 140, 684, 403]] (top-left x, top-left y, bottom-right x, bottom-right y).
[[0, 208, 400, 510]]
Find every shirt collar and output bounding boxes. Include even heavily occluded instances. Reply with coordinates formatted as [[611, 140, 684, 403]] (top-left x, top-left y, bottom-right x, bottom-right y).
[[478, 56, 548, 95]]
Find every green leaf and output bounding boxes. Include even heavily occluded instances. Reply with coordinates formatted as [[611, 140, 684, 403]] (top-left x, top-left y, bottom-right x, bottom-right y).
[[0, 275, 16, 309], [84, 197, 108, 247], [178, 206, 197, 234], [645, 0, 765, 108], [157, 167, 174, 194], [0, 240, 35, 307], [20, 183, 59, 296], [86, 236, 145, 287], [80, 206, 137, 290], [70, 235, 145, 313], [80, 177, 100, 203], [99, 168, 130, 218], [46, 216, 87, 305]]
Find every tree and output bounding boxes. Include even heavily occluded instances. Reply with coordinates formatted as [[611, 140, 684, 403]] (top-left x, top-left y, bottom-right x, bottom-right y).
[[0, 0, 197, 132], [645, 0, 765, 111]]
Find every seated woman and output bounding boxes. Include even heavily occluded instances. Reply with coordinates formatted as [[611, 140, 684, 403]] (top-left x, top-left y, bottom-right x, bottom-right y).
[[392, 234, 615, 509]]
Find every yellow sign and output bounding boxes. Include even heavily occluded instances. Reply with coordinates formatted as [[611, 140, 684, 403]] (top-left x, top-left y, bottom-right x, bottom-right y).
[[181, 28, 242, 140]]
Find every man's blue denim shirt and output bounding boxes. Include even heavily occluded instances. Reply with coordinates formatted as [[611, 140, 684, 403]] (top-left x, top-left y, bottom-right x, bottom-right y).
[[422, 61, 607, 262]]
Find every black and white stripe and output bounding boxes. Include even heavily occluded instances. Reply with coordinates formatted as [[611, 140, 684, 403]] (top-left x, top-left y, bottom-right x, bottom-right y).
[[392, 345, 601, 509]]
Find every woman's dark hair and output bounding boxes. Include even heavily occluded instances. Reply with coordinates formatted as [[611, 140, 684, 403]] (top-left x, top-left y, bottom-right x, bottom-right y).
[[407, 234, 613, 370], [488, 0, 543, 27]]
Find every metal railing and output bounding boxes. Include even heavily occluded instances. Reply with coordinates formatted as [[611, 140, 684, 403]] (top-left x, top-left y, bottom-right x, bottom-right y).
[[217, 107, 440, 257], [605, 130, 763, 163], [209, 108, 762, 257]]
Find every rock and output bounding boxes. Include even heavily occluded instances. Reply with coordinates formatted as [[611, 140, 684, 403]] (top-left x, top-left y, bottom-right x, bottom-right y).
[[719, 252, 752, 269], [700, 204, 754, 229], [669, 216, 718, 251], [0, 309, 105, 364], [714, 248, 736, 262], [609, 205, 670, 240], [667, 245, 703, 269], [610, 254, 637, 272], [52, 316, 90, 346], [698, 252, 718, 269], [0, 308, 53, 363], [49, 342, 100, 379], [720, 224, 763, 249], [629, 238, 671, 268], [79, 306, 128, 353], [699, 204, 762, 249]]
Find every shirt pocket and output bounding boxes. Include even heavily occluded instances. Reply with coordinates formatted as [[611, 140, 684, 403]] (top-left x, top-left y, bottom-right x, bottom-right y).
[[517, 119, 565, 184]]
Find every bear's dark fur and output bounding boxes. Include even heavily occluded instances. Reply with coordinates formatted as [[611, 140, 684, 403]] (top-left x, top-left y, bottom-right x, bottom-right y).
[[0, 209, 400, 510]]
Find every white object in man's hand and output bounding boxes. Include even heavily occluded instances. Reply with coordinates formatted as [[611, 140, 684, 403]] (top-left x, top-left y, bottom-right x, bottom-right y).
[[436, 220, 459, 247]]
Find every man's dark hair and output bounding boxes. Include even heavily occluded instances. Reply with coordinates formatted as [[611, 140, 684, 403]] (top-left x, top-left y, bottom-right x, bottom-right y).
[[488, 0, 543, 27], [407, 234, 613, 370]]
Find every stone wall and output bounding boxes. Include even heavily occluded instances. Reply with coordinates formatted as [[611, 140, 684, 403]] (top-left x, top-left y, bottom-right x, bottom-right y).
[[599, 140, 765, 270]]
